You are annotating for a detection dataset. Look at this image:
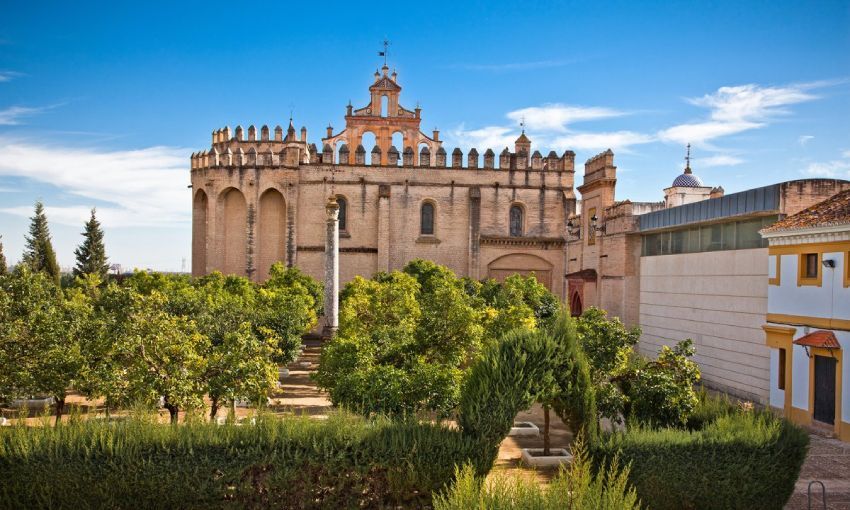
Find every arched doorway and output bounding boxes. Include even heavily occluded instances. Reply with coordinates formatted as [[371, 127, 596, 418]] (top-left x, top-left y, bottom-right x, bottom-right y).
[[570, 292, 583, 317]]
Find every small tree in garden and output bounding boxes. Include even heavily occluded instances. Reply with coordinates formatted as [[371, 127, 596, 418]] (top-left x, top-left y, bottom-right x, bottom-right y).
[[576, 307, 640, 423], [617, 339, 701, 427], [121, 292, 209, 423], [73, 208, 109, 281], [459, 309, 598, 468], [0, 267, 87, 423], [204, 324, 279, 419]]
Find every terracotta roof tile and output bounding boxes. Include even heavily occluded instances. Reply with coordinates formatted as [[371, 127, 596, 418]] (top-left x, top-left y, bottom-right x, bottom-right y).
[[761, 188, 850, 233], [793, 330, 841, 349]]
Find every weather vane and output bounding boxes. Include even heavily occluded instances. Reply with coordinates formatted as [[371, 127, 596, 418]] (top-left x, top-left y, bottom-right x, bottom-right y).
[[378, 39, 390, 66], [685, 143, 691, 168], [520, 116, 526, 134]]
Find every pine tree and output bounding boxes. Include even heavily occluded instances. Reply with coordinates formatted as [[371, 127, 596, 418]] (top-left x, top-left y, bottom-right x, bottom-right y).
[[0, 235, 7, 275], [21, 201, 61, 283], [73, 208, 109, 281]]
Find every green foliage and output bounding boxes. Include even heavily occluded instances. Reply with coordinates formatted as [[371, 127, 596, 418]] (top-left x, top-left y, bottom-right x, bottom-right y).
[[477, 273, 557, 339], [434, 439, 640, 510], [618, 339, 701, 428], [576, 307, 640, 380], [318, 261, 558, 419], [318, 262, 484, 418], [21, 201, 61, 283], [72, 208, 109, 281], [458, 310, 598, 469], [592, 406, 809, 510], [0, 411, 484, 509], [0, 235, 7, 275], [458, 327, 557, 469], [0, 267, 85, 421], [265, 262, 323, 316], [0, 266, 319, 420], [548, 311, 598, 442], [575, 307, 640, 423]]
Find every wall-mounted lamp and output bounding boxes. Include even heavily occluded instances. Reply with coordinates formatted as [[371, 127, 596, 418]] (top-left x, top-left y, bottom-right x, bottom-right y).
[[822, 259, 836, 268], [590, 214, 606, 234]]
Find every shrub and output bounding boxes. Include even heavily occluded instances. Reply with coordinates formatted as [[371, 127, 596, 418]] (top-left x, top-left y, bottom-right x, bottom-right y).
[[618, 339, 701, 428], [458, 311, 598, 469], [317, 261, 558, 418], [591, 408, 809, 510], [433, 438, 640, 510], [0, 411, 482, 509]]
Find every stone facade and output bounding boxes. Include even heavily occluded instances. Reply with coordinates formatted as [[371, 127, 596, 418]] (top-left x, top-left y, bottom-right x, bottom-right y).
[[190, 65, 577, 299]]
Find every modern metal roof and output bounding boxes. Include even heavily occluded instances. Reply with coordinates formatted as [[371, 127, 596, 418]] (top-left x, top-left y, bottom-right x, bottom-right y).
[[639, 182, 781, 231]]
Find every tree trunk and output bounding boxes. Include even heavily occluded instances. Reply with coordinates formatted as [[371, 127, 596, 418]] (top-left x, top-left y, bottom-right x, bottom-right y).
[[54, 396, 65, 426], [164, 399, 179, 424], [543, 404, 551, 457], [209, 397, 219, 421]]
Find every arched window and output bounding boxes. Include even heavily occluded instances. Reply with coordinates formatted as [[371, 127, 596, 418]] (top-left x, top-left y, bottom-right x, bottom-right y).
[[420, 202, 435, 235], [510, 205, 524, 237], [337, 196, 347, 232]]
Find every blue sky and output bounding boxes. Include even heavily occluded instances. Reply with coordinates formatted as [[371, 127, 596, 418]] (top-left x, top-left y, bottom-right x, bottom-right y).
[[0, 1, 848, 271]]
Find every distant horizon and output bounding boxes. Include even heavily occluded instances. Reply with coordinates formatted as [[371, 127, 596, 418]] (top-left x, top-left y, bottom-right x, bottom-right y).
[[1, 1, 848, 271]]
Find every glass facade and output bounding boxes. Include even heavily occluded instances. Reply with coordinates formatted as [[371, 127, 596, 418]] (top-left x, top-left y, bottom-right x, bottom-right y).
[[641, 215, 778, 256]]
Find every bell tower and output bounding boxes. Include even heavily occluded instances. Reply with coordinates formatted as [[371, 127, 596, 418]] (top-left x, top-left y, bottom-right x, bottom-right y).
[[322, 52, 442, 166]]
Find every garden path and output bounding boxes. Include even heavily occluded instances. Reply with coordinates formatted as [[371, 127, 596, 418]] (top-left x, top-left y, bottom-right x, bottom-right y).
[[786, 433, 850, 510]]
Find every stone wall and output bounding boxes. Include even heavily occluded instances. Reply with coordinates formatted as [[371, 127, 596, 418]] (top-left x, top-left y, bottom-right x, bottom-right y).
[[638, 248, 770, 404]]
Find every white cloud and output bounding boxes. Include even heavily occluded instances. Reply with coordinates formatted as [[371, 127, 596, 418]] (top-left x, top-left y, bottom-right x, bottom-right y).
[[696, 155, 744, 167], [506, 104, 626, 132], [449, 103, 636, 152], [659, 83, 821, 145], [0, 106, 47, 125], [805, 160, 850, 178], [798, 135, 814, 146], [0, 71, 23, 83], [551, 131, 654, 152], [449, 124, 515, 150], [0, 136, 190, 228], [0, 186, 19, 192]]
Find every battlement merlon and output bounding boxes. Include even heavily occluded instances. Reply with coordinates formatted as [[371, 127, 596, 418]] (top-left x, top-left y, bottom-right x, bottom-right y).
[[581, 149, 616, 186]]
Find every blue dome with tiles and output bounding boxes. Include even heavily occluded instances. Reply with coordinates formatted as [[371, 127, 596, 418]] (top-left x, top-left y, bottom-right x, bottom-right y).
[[672, 167, 704, 187]]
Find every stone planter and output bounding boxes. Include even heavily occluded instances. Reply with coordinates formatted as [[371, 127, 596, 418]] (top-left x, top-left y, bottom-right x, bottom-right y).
[[278, 367, 290, 378], [508, 421, 540, 437], [521, 448, 573, 467], [10, 397, 55, 409], [297, 361, 311, 369]]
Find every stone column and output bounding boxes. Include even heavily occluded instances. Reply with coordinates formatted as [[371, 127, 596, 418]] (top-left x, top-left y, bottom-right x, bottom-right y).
[[377, 185, 391, 272], [323, 195, 340, 337]]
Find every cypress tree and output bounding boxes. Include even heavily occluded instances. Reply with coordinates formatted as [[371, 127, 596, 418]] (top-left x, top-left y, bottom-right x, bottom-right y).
[[0, 235, 7, 275], [21, 201, 61, 283], [73, 208, 109, 280]]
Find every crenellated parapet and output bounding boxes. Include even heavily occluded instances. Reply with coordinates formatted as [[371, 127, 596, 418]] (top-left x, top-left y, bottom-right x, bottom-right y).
[[192, 120, 311, 170], [304, 142, 576, 171], [581, 149, 616, 186]]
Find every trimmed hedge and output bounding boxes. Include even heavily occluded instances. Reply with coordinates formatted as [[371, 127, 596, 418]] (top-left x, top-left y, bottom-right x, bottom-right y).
[[591, 410, 809, 510], [0, 412, 483, 509]]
